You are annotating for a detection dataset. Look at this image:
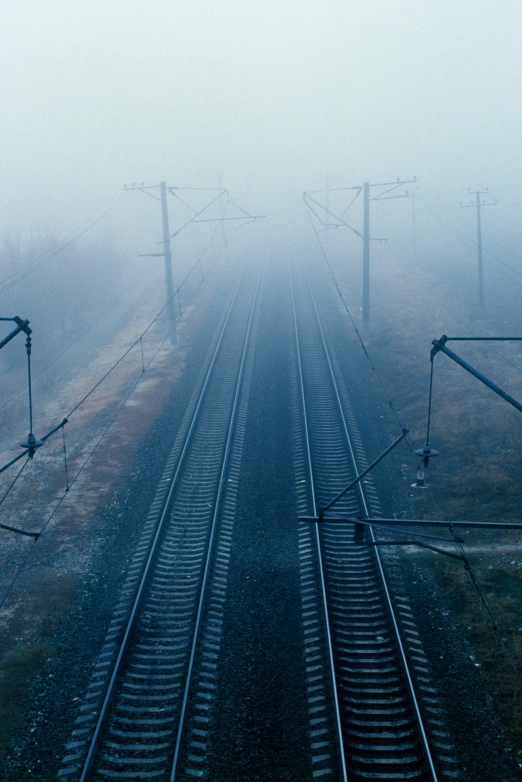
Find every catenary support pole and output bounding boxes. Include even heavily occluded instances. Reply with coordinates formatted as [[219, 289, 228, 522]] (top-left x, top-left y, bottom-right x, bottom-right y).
[[127, 180, 263, 345], [476, 190, 484, 307], [160, 181, 177, 326], [362, 181, 370, 340], [303, 177, 414, 340], [360, 178, 415, 339], [460, 189, 495, 308]]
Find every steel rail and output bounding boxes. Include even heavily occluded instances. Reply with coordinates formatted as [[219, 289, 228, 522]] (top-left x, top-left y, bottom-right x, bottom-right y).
[[78, 272, 247, 782], [300, 267, 439, 781], [291, 272, 349, 782], [169, 270, 261, 780]]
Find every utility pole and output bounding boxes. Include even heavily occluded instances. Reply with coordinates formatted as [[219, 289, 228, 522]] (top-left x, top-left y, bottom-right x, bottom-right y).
[[304, 178, 414, 341], [324, 174, 330, 248], [362, 182, 371, 338], [125, 181, 265, 336], [217, 173, 227, 247], [361, 178, 415, 340], [125, 181, 177, 338], [160, 182, 176, 323], [460, 189, 496, 307], [412, 187, 417, 251]]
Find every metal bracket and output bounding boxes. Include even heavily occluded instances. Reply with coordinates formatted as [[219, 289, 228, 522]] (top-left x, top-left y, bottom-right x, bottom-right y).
[[0, 316, 31, 350], [430, 334, 448, 360]]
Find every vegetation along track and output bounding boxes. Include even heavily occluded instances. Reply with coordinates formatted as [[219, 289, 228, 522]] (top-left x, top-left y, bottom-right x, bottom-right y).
[[58, 269, 260, 781], [291, 267, 458, 781]]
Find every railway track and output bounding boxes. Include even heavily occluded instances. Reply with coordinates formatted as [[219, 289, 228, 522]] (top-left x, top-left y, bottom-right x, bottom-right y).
[[58, 271, 259, 781], [291, 268, 447, 781], [56, 261, 459, 781]]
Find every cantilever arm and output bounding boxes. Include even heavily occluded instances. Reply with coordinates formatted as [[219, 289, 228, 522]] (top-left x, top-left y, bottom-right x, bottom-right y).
[[431, 336, 522, 413], [318, 429, 409, 519]]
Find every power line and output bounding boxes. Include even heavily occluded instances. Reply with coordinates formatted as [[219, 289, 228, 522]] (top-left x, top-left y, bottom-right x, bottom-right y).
[[0, 191, 128, 296], [0, 228, 219, 494], [67, 242, 212, 418], [305, 178, 415, 339], [0, 270, 160, 414], [427, 473, 522, 686], [0, 458, 33, 537], [0, 222, 221, 475], [313, 215, 522, 683], [127, 181, 264, 333], [423, 200, 478, 251], [495, 199, 522, 230], [460, 190, 497, 307], [482, 227, 522, 264], [426, 200, 522, 284], [306, 207, 422, 470], [0, 241, 223, 608]]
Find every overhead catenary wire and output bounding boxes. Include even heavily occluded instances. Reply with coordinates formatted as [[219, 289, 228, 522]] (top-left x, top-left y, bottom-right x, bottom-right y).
[[307, 205, 522, 687], [0, 269, 160, 415], [304, 191, 362, 236], [423, 197, 522, 284], [66, 228, 219, 419], [453, 532, 522, 686], [139, 337, 145, 373], [423, 335, 522, 684], [425, 307, 522, 679], [420, 201, 522, 379], [0, 191, 129, 296], [481, 340, 522, 376], [419, 199, 522, 382], [169, 191, 225, 238], [427, 478, 522, 687], [306, 207, 422, 466], [0, 221, 222, 482], [454, 200, 522, 265], [0, 237, 223, 608], [0, 457, 34, 538], [0, 187, 232, 593], [46, 316, 183, 531]]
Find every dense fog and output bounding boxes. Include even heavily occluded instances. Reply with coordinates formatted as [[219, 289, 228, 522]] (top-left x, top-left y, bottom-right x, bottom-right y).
[[2, 7, 522, 775], [2, 1, 521, 228], [2, 0, 522, 379]]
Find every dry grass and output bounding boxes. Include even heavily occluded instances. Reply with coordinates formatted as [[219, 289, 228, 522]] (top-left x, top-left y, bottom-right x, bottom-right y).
[[0, 573, 76, 753], [432, 551, 522, 748]]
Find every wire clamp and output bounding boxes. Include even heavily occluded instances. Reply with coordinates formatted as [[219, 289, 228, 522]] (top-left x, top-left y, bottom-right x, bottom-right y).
[[430, 334, 448, 360]]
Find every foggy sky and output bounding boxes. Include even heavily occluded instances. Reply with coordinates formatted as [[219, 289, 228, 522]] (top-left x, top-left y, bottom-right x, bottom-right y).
[[2, 0, 522, 250]]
